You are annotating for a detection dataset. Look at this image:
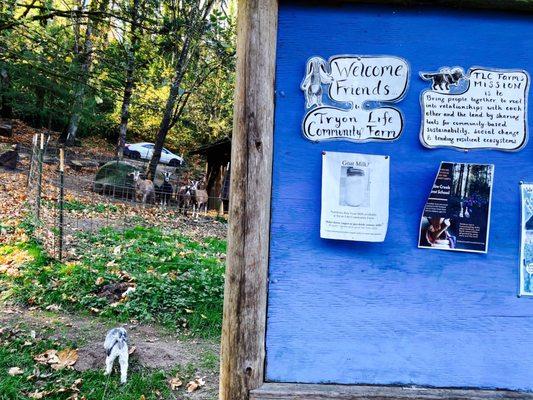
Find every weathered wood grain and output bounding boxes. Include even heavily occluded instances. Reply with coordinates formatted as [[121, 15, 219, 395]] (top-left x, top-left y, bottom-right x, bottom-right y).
[[219, 0, 277, 399], [251, 383, 533, 400]]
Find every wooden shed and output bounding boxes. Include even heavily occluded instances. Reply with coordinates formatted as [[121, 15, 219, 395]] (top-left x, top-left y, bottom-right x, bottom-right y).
[[190, 137, 231, 212]]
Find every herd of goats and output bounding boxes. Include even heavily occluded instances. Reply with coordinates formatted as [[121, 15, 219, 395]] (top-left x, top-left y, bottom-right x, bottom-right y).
[[129, 170, 209, 217]]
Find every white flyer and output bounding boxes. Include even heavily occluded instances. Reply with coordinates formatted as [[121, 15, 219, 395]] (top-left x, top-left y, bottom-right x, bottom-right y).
[[519, 183, 533, 296], [320, 151, 389, 242]]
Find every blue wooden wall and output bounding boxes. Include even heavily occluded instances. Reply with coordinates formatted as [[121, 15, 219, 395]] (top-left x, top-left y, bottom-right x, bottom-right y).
[[266, 1, 533, 390]]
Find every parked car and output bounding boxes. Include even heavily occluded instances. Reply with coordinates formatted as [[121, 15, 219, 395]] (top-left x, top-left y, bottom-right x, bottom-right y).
[[124, 142, 184, 166]]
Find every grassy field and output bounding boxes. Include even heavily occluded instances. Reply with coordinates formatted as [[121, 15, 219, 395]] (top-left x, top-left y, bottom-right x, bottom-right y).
[[0, 323, 218, 399], [0, 224, 226, 338], [0, 221, 225, 399]]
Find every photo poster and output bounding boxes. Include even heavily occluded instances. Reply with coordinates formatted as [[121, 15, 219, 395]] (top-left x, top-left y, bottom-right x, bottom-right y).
[[320, 151, 390, 242], [418, 162, 495, 253], [519, 183, 533, 296]]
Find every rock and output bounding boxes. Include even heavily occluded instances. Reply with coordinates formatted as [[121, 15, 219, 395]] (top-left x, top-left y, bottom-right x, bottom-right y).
[[0, 145, 18, 169], [69, 159, 99, 171], [0, 120, 12, 137], [43, 155, 58, 164]]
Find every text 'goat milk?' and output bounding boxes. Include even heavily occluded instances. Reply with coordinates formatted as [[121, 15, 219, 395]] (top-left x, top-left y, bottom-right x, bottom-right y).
[[301, 56, 409, 143]]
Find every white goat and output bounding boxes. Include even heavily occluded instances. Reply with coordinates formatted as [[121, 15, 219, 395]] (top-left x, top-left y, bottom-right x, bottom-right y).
[[129, 170, 155, 204], [191, 180, 208, 218]]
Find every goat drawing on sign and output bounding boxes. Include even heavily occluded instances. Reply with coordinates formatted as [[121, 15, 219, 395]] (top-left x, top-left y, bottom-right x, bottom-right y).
[[420, 67, 465, 93], [301, 57, 333, 108]]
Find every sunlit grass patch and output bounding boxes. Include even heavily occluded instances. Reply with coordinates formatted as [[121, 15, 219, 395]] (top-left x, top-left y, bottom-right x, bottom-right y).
[[0, 225, 226, 338]]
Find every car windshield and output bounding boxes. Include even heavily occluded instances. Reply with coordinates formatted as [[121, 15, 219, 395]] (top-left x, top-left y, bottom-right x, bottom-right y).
[[142, 144, 154, 148]]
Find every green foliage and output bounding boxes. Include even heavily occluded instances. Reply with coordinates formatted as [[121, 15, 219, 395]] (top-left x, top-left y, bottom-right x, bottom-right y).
[[0, 0, 236, 150], [43, 198, 120, 213], [0, 226, 226, 338]]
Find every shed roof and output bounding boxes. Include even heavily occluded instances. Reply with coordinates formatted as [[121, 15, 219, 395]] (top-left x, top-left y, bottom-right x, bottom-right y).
[[190, 137, 231, 156]]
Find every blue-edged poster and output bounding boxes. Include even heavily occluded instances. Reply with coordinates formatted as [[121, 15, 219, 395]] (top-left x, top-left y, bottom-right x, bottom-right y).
[[520, 183, 533, 296], [418, 162, 494, 253]]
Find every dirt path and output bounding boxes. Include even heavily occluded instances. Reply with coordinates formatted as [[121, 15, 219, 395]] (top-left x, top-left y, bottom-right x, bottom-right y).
[[0, 303, 220, 399]]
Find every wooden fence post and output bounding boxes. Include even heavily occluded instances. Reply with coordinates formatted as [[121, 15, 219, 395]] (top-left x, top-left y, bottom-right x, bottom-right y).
[[219, 0, 278, 399], [58, 147, 65, 261]]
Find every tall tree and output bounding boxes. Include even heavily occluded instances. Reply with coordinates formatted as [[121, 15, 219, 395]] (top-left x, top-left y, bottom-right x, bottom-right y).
[[146, 0, 218, 180], [116, 0, 141, 158], [66, 0, 110, 145]]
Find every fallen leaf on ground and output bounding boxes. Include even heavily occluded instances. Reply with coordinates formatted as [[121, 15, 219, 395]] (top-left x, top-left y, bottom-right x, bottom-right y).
[[128, 346, 136, 355], [8, 367, 23, 376], [186, 377, 206, 393], [27, 391, 52, 399], [34, 349, 59, 365], [169, 375, 183, 390], [70, 378, 83, 392], [51, 348, 78, 370]]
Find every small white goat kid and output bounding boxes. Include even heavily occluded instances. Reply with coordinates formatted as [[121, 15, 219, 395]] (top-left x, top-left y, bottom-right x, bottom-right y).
[[104, 327, 129, 384], [129, 170, 155, 204]]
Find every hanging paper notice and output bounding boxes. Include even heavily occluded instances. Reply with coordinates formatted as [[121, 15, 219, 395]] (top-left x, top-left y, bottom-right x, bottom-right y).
[[321, 151, 389, 242], [420, 67, 529, 151], [301, 56, 409, 143], [418, 162, 494, 253], [520, 183, 533, 296]]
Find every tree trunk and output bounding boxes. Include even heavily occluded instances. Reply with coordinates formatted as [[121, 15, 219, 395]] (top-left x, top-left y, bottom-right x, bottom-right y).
[[65, 22, 93, 145], [116, 0, 140, 159], [65, 0, 108, 145], [0, 68, 13, 119], [146, 1, 216, 180], [146, 78, 181, 179], [35, 84, 46, 128], [146, 32, 193, 180]]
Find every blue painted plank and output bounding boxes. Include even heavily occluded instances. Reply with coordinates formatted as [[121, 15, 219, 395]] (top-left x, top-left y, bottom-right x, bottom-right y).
[[266, 2, 533, 390]]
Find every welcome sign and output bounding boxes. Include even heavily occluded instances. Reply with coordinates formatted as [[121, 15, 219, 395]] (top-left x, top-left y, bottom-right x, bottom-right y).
[[301, 55, 409, 142]]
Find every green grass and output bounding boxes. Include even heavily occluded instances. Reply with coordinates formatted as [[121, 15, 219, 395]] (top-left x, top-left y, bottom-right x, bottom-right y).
[[43, 199, 120, 213], [0, 225, 226, 338], [0, 326, 212, 400], [199, 350, 219, 371]]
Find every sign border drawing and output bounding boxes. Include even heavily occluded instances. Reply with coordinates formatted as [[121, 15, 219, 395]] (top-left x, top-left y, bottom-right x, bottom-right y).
[[301, 54, 410, 144], [419, 66, 530, 152]]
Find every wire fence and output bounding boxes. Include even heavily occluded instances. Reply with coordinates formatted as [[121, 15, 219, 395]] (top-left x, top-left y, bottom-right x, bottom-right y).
[[25, 133, 229, 261]]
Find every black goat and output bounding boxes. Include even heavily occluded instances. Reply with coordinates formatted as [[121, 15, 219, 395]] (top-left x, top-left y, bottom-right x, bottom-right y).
[[156, 171, 173, 206]]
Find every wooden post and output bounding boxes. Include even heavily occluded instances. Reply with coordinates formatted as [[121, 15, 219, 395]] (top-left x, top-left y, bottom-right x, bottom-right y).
[[219, 0, 277, 399], [58, 147, 65, 261], [36, 132, 44, 220]]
